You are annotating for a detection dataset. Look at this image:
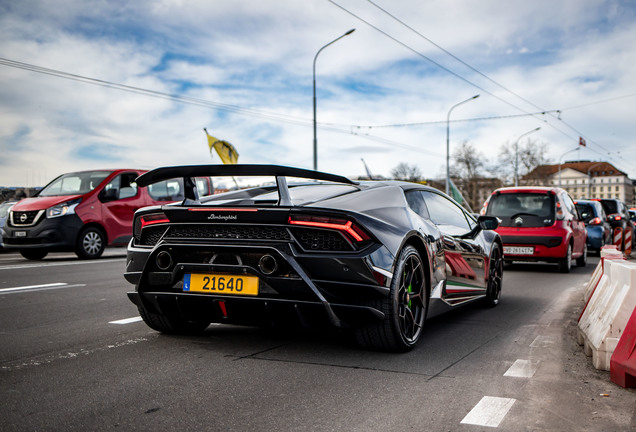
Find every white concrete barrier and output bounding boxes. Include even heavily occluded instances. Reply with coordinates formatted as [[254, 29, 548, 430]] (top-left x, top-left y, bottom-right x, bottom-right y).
[[583, 247, 624, 302], [577, 259, 636, 370]]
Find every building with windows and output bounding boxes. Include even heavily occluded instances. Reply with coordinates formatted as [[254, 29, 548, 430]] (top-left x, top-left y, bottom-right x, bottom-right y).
[[523, 161, 634, 205]]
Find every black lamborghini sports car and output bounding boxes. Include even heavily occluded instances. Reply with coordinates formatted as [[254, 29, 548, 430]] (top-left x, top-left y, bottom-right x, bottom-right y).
[[125, 165, 503, 352]]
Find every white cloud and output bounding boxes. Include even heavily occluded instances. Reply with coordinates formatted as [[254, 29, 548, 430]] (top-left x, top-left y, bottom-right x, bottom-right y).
[[0, 0, 635, 189]]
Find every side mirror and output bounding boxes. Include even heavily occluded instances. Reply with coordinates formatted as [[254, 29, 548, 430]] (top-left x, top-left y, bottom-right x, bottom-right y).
[[478, 215, 499, 231], [99, 188, 118, 203]]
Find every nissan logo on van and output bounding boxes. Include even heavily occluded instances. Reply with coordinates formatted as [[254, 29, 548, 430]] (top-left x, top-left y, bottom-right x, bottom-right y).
[[19, 213, 28, 223]]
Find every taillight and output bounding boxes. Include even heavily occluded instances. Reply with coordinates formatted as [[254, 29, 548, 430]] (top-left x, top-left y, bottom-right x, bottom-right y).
[[589, 217, 602, 225], [288, 214, 371, 242], [556, 202, 564, 220], [133, 212, 169, 239]]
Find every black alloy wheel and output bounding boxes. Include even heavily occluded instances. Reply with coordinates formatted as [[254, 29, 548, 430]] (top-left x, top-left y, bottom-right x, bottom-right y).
[[356, 245, 427, 352], [484, 243, 503, 307]]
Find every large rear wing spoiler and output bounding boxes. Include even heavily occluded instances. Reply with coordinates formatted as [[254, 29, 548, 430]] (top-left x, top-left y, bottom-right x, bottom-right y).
[[135, 164, 357, 205]]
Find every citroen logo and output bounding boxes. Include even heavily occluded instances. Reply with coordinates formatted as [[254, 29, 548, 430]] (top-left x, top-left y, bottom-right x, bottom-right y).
[[19, 213, 27, 223], [514, 216, 523, 225]]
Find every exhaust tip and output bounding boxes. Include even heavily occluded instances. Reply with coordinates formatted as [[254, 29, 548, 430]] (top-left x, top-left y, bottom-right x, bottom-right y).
[[156, 251, 173, 270], [258, 254, 278, 275]]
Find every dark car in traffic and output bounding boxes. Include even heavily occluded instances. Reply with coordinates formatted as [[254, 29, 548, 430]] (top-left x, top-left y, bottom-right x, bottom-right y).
[[593, 198, 634, 253], [481, 186, 587, 273], [575, 199, 611, 254], [0, 201, 17, 250], [124, 164, 503, 352]]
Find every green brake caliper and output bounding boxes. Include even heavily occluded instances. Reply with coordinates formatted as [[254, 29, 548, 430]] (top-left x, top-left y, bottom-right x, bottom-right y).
[[406, 270, 413, 309]]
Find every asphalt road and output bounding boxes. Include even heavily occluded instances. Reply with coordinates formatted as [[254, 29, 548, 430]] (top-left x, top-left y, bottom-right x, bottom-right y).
[[1, 249, 635, 431]]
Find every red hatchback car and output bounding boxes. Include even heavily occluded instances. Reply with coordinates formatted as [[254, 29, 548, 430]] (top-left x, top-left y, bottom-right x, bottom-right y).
[[481, 186, 587, 272]]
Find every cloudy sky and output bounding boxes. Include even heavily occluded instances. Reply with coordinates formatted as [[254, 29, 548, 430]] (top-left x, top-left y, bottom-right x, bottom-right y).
[[1, 0, 635, 188]]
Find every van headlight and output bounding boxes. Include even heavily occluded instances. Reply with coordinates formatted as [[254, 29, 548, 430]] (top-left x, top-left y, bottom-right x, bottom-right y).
[[46, 198, 82, 218]]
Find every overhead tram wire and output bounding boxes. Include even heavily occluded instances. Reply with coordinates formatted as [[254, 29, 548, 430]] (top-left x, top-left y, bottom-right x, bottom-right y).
[[364, 0, 552, 116], [0, 57, 436, 157], [347, 110, 561, 129], [325, 0, 540, 116], [0, 57, 313, 127], [327, 0, 615, 158]]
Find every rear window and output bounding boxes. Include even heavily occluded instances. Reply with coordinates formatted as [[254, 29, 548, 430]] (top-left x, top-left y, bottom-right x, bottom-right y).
[[486, 192, 555, 227], [600, 200, 618, 215], [575, 203, 595, 222]]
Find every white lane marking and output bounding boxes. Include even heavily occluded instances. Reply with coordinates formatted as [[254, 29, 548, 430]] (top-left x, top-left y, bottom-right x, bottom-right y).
[[530, 335, 555, 348], [0, 283, 86, 294], [109, 316, 143, 325], [461, 396, 516, 427], [0, 282, 67, 292], [0, 258, 125, 271], [504, 359, 540, 378]]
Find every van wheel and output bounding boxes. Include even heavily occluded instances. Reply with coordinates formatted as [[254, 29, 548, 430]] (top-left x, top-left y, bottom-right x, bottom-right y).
[[76, 227, 106, 259], [20, 249, 48, 260]]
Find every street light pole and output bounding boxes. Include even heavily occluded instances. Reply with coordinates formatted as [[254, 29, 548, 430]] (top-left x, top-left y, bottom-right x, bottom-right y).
[[558, 147, 581, 187], [313, 29, 355, 171], [514, 127, 541, 187], [587, 162, 603, 197], [446, 94, 479, 195]]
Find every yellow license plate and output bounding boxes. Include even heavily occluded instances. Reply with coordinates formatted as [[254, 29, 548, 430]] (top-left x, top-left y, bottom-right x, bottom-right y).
[[183, 273, 259, 296]]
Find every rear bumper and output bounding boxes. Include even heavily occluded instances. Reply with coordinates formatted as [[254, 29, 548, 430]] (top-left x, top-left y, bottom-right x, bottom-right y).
[[500, 234, 568, 261], [128, 291, 384, 329], [585, 226, 606, 250], [126, 241, 393, 329]]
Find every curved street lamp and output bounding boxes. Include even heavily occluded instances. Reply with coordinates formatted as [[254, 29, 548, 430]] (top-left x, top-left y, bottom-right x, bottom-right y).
[[514, 127, 541, 186], [313, 29, 355, 171], [446, 94, 479, 195], [558, 147, 582, 187]]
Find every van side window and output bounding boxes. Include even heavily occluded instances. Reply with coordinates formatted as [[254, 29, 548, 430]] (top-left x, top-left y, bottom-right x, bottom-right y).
[[148, 179, 185, 201], [100, 173, 139, 202]]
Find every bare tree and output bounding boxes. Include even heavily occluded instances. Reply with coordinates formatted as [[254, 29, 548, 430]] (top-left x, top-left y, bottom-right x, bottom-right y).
[[391, 162, 423, 182], [450, 141, 487, 210], [497, 138, 552, 185]]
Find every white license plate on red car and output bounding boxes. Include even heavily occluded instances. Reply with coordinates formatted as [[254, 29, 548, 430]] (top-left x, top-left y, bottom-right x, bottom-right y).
[[503, 246, 534, 255]]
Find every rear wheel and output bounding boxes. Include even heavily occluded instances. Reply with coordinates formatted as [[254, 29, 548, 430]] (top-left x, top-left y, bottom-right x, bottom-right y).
[[75, 226, 106, 259], [558, 243, 572, 273], [19, 249, 48, 260], [576, 244, 587, 267], [138, 306, 210, 335], [355, 245, 427, 352], [483, 243, 503, 307]]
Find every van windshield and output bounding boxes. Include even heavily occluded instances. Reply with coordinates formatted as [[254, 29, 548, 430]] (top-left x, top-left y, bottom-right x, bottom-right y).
[[38, 171, 112, 197]]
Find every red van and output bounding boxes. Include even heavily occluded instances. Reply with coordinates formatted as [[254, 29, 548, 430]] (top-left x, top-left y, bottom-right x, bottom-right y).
[[1, 169, 210, 260]]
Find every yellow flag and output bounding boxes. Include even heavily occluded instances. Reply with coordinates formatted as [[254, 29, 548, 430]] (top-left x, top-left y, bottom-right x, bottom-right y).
[[204, 129, 239, 164]]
